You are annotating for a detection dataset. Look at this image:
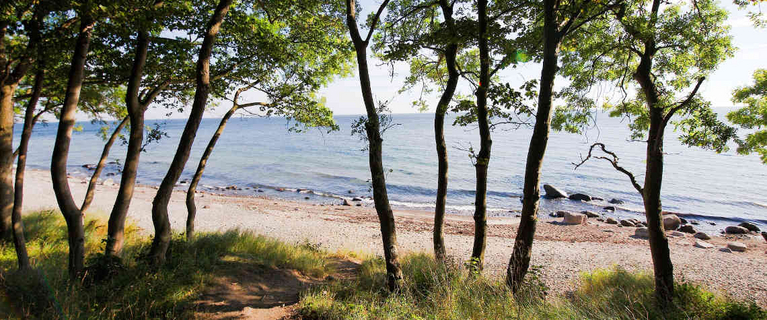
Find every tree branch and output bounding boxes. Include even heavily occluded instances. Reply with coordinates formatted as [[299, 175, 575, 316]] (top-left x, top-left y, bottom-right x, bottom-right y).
[[662, 76, 705, 127], [573, 142, 643, 193], [365, 0, 392, 44]]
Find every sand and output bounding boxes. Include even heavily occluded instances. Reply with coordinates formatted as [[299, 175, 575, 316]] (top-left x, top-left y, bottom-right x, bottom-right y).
[[19, 169, 767, 306]]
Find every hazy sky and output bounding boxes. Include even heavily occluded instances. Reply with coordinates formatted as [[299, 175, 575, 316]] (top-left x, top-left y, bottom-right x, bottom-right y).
[[140, 0, 766, 119]]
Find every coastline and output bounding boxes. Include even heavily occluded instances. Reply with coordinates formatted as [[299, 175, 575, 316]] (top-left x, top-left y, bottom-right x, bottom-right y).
[[19, 168, 767, 306]]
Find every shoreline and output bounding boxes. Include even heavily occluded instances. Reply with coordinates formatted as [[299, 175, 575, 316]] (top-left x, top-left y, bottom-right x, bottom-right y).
[[18, 168, 767, 306]]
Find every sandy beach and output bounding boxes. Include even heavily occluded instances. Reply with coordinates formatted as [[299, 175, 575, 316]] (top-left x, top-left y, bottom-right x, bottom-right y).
[[19, 169, 767, 306]]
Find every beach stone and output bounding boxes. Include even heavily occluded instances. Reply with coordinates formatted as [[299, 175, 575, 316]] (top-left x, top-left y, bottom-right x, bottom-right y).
[[634, 227, 649, 238], [738, 222, 760, 232], [663, 214, 681, 231], [606, 217, 618, 225], [226, 185, 237, 190], [761, 232, 767, 243], [581, 211, 600, 218], [602, 229, 615, 233], [304, 197, 310, 200], [670, 231, 686, 238], [352, 197, 362, 201], [356, 203, 362, 207], [553, 211, 568, 218], [202, 205, 209, 209], [694, 240, 714, 249], [106, 172, 116, 177], [678, 225, 696, 234], [257, 189, 264, 193], [342, 199, 352, 206], [680, 217, 688, 224], [82, 164, 97, 170], [100, 179, 115, 186], [348, 190, 354, 194], [727, 242, 747, 252], [569, 193, 592, 201], [694, 232, 711, 240], [620, 219, 636, 227], [603, 206, 616, 212], [720, 248, 732, 253], [708, 221, 716, 226], [543, 184, 568, 199], [597, 218, 605, 222], [591, 197, 604, 201], [608, 198, 624, 204], [563, 212, 587, 225], [690, 220, 700, 225], [179, 179, 188, 184], [725, 226, 749, 234]]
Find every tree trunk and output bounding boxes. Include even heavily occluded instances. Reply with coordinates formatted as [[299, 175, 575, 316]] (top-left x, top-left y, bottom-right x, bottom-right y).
[[433, 0, 459, 263], [10, 69, 43, 269], [506, 0, 560, 291], [186, 102, 239, 240], [470, 0, 492, 271], [149, 0, 233, 265], [0, 83, 16, 242], [105, 31, 150, 257], [50, 13, 95, 279], [80, 116, 129, 213], [345, 0, 402, 291]]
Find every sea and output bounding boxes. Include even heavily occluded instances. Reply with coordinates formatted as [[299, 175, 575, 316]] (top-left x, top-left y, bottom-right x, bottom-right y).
[[14, 110, 767, 232]]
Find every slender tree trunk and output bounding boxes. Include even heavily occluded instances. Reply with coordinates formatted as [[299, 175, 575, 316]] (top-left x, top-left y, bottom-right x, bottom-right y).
[[506, 0, 560, 291], [433, 0, 459, 263], [51, 12, 94, 279], [10, 69, 43, 269], [0, 83, 16, 242], [470, 0, 492, 270], [149, 0, 232, 265], [345, 0, 402, 291], [80, 116, 129, 213], [105, 31, 150, 257], [186, 103, 239, 240]]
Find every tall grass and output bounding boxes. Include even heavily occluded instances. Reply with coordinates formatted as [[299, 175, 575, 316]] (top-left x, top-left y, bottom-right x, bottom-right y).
[[298, 253, 766, 320], [0, 210, 334, 319]]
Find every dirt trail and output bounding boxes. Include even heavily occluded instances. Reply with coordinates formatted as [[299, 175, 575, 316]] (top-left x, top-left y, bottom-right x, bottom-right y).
[[193, 257, 361, 319]]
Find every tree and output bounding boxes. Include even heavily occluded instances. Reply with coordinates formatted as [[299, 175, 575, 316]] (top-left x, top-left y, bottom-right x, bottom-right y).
[[728, 69, 767, 163], [149, 0, 234, 266], [564, 0, 734, 304], [345, 0, 404, 291], [506, 0, 619, 292]]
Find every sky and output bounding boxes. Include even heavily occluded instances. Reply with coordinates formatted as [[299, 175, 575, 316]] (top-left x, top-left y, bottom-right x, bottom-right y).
[[138, 0, 766, 119]]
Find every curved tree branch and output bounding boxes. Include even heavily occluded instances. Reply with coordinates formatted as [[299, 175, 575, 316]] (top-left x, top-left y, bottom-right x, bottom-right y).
[[573, 142, 643, 193]]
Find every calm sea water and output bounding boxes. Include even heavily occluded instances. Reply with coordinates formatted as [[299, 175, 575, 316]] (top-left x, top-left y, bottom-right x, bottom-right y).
[[14, 110, 767, 231]]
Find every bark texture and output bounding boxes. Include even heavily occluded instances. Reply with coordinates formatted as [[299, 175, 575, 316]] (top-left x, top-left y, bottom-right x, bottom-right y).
[[470, 0, 492, 270], [506, 0, 560, 291], [149, 0, 232, 265], [80, 116, 129, 213], [11, 69, 43, 269], [345, 0, 403, 291], [432, 0, 459, 263], [50, 13, 95, 278]]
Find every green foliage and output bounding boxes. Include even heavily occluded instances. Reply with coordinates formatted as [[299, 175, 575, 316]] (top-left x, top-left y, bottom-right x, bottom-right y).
[[728, 68, 767, 163], [298, 258, 764, 320], [734, 0, 766, 27], [0, 210, 335, 319]]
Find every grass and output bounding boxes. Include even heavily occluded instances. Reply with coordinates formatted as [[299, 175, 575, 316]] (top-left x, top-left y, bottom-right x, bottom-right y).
[[0, 210, 336, 319], [298, 254, 766, 320], [1, 210, 764, 319]]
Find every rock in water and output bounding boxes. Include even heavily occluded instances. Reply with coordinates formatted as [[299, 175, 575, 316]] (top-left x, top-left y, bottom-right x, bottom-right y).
[[543, 184, 568, 199], [634, 227, 649, 239], [738, 222, 760, 232], [342, 199, 352, 206], [727, 242, 747, 252], [563, 212, 587, 225], [694, 232, 711, 240], [608, 198, 624, 204], [554, 211, 568, 218], [725, 226, 749, 234], [694, 240, 714, 249], [606, 217, 618, 225], [569, 193, 592, 201], [620, 220, 636, 227], [581, 211, 599, 218], [603, 206, 616, 212], [678, 225, 696, 234], [663, 214, 681, 231]]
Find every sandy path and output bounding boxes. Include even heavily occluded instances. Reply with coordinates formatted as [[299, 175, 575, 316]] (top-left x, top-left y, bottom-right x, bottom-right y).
[[21, 169, 767, 306]]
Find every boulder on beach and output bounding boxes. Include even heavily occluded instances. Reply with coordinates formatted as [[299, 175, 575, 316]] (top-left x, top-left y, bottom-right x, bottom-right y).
[[553, 211, 568, 218], [603, 206, 616, 212], [342, 199, 352, 206], [606, 217, 618, 224], [581, 211, 599, 218], [738, 222, 760, 232], [678, 225, 696, 234], [620, 220, 636, 227], [569, 193, 592, 201], [663, 214, 681, 231], [694, 232, 711, 240], [352, 197, 363, 202], [727, 242, 747, 252], [634, 227, 649, 238], [608, 198, 624, 204], [694, 240, 714, 249], [563, 212, 587, 225], [725, 226, 749, 234], [543, 184, 568, 199]]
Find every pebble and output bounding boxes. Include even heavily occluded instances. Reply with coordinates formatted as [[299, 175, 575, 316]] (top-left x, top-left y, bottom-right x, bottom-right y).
[[620, 219, 636, 227], [581, 211, 600, 218], [634, 227, 649, 238], [738, 222, 760, 232], [694, 232, 711, 240], [727, 242, 747, 252], [694, 240, 714, 249], [725, 226, 749, 234], [678, 225, 696, 234], [606, 217, 618, 225]]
